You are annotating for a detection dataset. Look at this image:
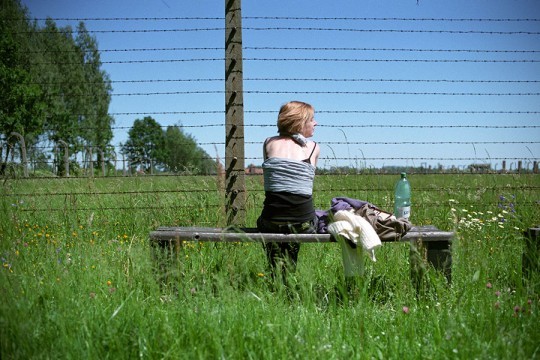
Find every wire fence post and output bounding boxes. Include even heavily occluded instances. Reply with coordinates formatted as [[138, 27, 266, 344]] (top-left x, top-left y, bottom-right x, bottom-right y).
[[85, 146, 93, 177], [58, 140, 69, 177], [109, 147, 117, 176], [225, 0, 246, 226], [94, 147, 105, 176], [121, 152, 127, 176], [10, 132, 28, 178]]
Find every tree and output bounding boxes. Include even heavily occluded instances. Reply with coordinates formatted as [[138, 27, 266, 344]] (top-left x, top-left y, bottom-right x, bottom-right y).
[[0, 0, 115, 176], [123, 120, 216, 175], [161, 125, 216, 174], [162, 125, 198, 172], [31, 19, 89, 175], [37, 20, 85, 145], [75, 22, 114, 162], [0, 0, 46, 174], [122, 117, 165, 172]]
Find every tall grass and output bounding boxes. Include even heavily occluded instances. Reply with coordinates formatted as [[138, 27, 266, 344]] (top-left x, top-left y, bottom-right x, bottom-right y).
[[1, 174, 539, 359]]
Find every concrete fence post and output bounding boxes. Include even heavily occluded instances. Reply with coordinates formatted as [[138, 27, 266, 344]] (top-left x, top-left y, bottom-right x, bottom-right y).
[[95, 148, 105, 176], [10, 132, 28, 178], [224, 0, 246, 226], [109, 148, 117, 176], [85, 147, 93, 177]]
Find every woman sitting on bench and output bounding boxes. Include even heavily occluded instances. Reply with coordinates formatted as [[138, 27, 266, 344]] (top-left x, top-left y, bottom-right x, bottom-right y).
[[257, 101, 320, 283]]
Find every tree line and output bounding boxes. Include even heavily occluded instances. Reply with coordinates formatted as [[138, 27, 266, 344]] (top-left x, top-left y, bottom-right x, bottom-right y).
[[123, 116, 216, 175], [1, 0, 215, 176]]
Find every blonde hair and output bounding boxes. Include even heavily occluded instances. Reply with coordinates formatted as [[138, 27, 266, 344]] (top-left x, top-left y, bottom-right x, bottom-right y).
[[277, 101, 314, 135]]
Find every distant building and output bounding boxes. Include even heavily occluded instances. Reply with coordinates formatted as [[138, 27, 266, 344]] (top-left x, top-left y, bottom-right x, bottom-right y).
[[245, 164, 263, 175], [468, 164, 491, 173]]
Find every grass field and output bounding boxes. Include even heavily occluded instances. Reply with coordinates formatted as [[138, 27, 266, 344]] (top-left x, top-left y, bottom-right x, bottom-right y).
[[1, 173, 539, 359]]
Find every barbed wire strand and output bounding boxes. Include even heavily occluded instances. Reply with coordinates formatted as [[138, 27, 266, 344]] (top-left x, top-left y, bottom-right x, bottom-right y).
[[13, 27, 540, 35], [33, 58, 540, 65], [27, 46, 540, 53], [14, 17, 540, 21], [43, 90, 540, 96], [27, 78, 540, 85], [4, 185, 538, 198]]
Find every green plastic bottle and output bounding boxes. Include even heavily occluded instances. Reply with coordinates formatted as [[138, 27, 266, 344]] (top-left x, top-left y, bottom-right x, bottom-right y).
[[394, 172, 411, 219]]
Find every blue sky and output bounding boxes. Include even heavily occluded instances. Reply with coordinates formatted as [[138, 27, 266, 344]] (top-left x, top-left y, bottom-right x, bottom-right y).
[[21, 0, 540, 170]]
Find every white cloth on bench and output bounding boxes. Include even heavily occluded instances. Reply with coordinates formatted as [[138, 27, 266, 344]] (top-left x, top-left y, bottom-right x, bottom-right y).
[[328, 210, 382, 263]]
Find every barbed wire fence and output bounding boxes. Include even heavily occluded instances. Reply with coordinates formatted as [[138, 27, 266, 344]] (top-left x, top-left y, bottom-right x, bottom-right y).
[[2, 5, 539, 224], [3, 14, 540, 175]]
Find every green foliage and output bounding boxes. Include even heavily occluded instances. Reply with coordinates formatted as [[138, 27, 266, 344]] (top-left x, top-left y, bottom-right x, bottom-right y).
[[37, 19, 84, 145], [75, 22, 114, 153], [162, 125, 196, 172], [0, 0, 114, 175], [123, 119, 216, 174], [0, 174, 539, 358], [0, 0, 46, 170], [1, 0, 211, 178], [122, 116, 166, 172], [162, 125, 216, 174]]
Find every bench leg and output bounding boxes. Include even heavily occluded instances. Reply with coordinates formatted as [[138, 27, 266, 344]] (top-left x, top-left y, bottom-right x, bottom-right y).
[[425, 240, 452, 284], [522, 227, 540, 284], [410, 239, 427, 293], [151, 238, 182, 288], [410, 239, 452, 293]]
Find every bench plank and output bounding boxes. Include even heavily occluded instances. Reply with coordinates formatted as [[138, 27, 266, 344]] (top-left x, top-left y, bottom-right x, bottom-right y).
[[150, 225, 454, 244]]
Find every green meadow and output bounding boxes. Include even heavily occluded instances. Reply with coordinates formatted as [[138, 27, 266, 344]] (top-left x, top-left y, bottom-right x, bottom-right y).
[[1, 173, 539, 359]]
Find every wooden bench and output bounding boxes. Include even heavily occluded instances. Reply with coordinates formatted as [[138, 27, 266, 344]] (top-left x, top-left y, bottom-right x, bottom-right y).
[[150, 225, 454, 287]]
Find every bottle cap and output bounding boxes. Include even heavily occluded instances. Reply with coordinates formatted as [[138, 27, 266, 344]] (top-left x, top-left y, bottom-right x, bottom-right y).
[[401, 172, 406, 178]]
